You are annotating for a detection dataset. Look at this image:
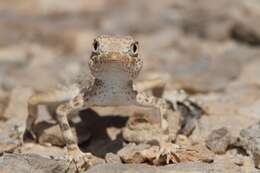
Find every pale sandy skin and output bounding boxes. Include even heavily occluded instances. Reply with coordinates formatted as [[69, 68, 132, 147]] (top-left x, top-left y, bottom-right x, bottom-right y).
[[26, 35, 171, 170]]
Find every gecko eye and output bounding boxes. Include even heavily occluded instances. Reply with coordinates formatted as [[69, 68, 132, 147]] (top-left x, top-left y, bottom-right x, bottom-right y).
[[130, 42, 138, 56], [92, 40, 99, 52]]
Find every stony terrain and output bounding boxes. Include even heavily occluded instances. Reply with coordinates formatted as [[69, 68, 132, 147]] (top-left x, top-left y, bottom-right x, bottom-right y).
[[0, 0, 260, 172]]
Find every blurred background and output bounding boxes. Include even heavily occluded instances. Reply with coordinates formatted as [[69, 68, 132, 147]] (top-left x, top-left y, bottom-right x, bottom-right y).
[[1, 1, 260, 171], [0, 0, 260, 93]]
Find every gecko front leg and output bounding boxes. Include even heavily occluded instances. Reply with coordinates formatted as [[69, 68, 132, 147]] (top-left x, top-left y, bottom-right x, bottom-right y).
[[56, 94, 93, 171], [26, 86, 79, 139], [135, 92, 169, 131], [135, 92, 180, 164]]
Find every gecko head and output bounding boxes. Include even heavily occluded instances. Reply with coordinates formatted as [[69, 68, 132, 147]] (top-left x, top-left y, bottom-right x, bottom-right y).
[[88, 35, 143, 80]]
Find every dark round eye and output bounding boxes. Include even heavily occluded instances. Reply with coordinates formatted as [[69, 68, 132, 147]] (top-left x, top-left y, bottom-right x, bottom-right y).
[[131, 42, 138, 55], [93, 40, 99, 52]]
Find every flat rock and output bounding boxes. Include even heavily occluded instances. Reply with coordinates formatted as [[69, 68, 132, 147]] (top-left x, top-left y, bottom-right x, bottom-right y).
[[0, 87, 33, 153], [191, 83, 260, 143], [231, 15, 260, 45], [17, 143, 66, 158], [0, 131, 20, 153], [86, 161, 243, 173], [122, 112, 168, 144], [0, 153, 75, 173], [239, 122, 260, 169], [206, 127, 235, 154], [117, 141, 213, 166], [238, 58, 260, 86], [105, 153, 122, 164], [37, 121, 91, 146], [0, 88, 8, 119], [118, 143, 150, 164], [142, 32, 245, 93]]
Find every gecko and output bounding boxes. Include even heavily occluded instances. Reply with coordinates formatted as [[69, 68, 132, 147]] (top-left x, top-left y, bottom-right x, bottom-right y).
[[25, 35, 198, 170]]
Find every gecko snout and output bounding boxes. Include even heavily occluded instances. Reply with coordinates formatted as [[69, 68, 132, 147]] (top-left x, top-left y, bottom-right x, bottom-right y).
[[101, 52, 129, 64]]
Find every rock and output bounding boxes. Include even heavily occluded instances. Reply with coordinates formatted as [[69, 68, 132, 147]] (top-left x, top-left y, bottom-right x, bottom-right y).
[[134, 78, 166, 98], [121, 105, 183, 144], [164, 90, 204, 136], [169, 144, 214, 164], [140, 146, 159, 163], [117, 142, 213, 166], [191, 83, 260, 144], [37, 121, 91, 146], [3, 87, 33, 125], [1, 0, 260, 171], [238, 122, 260, 169], [37, 122, 67, 146], [231, 16, 260, 45], [105, 153, 122, 164], [122, 112, 167, 144], [162, 160, 242, 173], [88, 155, 106, 167], [0, 131, 20, 153], [0, 45, 31, 65], [125, 102, 183, 143], [143, 33, 243, 93], [0, 153, 75, 173], [0, 87, 33, 153], [175, 135, 192, 147], [0, 88, 8, 119], [238, 58, 260, 86], [117, 143, 150, 164], [220, 148, 259, 172], [86, 161, 243, 173], [153, 143, 214, 165], [86, 163, 156, 173], [17, 143, 66, 158], [206, 127, 235, 154]]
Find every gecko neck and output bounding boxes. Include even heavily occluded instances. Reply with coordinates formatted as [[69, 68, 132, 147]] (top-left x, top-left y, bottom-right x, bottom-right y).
[[94, 76, 133, 91]]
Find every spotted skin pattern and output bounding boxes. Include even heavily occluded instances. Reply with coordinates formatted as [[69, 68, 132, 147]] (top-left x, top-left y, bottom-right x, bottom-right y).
[[25, 35, 169, 170]]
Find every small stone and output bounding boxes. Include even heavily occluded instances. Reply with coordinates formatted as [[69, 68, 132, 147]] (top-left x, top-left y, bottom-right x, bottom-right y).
[[105, 153, 122, 164], [175, 135, 191, 147], [37, 121, 91, 146], [0, 88, 8, 119], [175, 144, 214, 164], [89, 155, 106, 166], [239, 122, 260, 169], [37, 123, 68, 146], [122, 112, 165, 144], [206, 127, 233, 154], [140, 146, 159, 162], [117, 143, 150, 164]]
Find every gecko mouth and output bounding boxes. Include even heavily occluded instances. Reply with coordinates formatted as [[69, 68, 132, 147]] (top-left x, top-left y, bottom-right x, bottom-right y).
[[91, 53, 134, 68], [89, 52, 142, 79], [100, 52, 131, 64], [90, 53, 132, 72]]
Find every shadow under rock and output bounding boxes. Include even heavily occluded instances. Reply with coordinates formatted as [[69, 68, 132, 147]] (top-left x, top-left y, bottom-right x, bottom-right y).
[[78, 108, 128, 158]]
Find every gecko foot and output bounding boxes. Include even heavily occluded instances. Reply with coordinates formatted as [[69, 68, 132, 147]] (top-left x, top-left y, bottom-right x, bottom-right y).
[[168, 90, 204, 136], [67, 149, 94, 171], [155, 142, 180, 164]]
